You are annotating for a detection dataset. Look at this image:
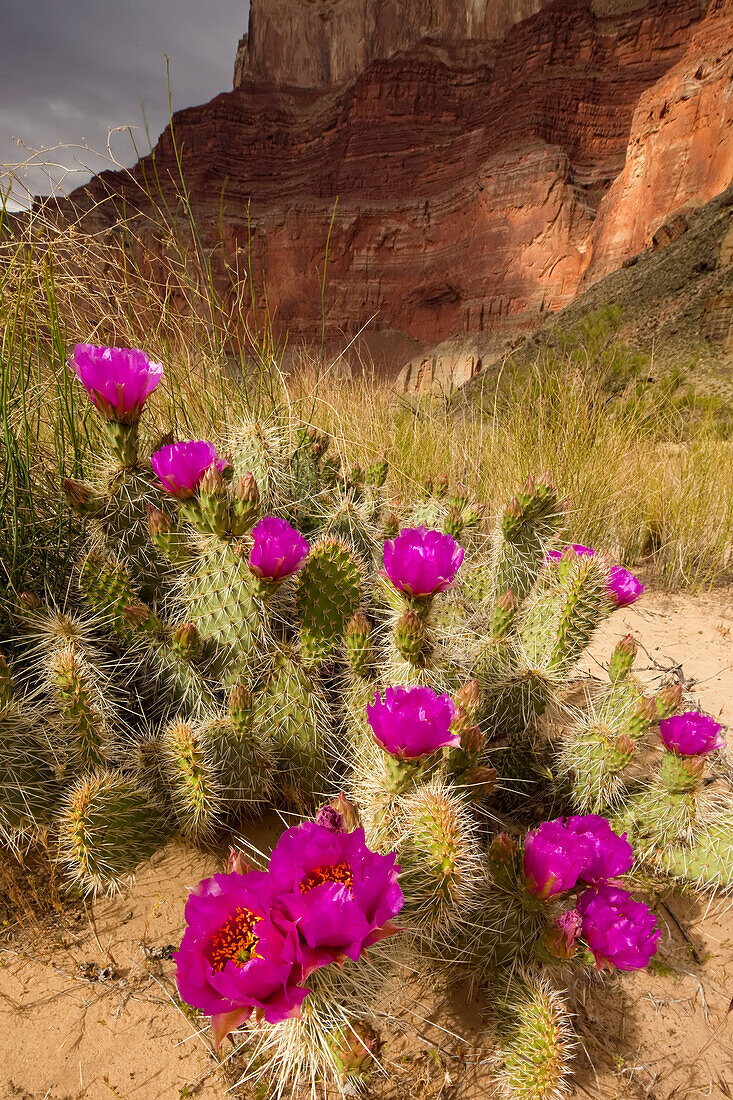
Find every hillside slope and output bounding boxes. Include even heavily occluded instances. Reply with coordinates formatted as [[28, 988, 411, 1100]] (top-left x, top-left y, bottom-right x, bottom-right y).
[[399, 185, 733, 397]]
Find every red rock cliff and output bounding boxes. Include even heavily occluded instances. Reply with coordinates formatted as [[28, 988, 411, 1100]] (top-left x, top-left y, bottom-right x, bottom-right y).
[[66, 0, 733, 367]]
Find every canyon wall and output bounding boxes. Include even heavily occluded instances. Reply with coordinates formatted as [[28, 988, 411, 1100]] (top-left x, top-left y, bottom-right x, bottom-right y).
[[66, 0, 733, 372], [584, 0, 733, 284], [236, 0, 552, 88]]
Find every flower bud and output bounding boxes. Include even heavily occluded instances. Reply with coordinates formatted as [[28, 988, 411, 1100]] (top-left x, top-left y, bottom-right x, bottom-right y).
[[152, 430, 175, 451], [464, 764, 497, 797], [228, 684, 254, 730], [542, 908, 582, 959], [463, 500, 487, 526], [488, 832, 517, 875], [502, 496, 523, 535], [330, 1021, 379, 1077], [444, 503, 464, 540], [171, 621, 202, 659], [199, 464, 226, 496], [609, 633, 638, 683], [454, 679, 480, 718], [328, 791, 361, 832], [63, 477, 98, 514], [233, 471, 260, 506], [306, 427, 329, 457], [146, 502, 171, 536], [17, 592, 42, 614], [383, 513, 400, 539], [629, 695, 658, 738], [458, 724, 484, 757], [450, 482, 470, 510], [345, 612, 372, 676], [434, 474, 449, 498], [314, 804, 345, 834], [226, 847, 255, 875], [230, 472, 260, 535], [656, 683, 683, 719], [609, 734, 635, 770], [519, 474, 536, 507], [123, 602, 155, 631]]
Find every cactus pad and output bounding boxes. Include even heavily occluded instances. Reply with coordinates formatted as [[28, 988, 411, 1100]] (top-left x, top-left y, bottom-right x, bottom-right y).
[[297, 539, 364, 664]]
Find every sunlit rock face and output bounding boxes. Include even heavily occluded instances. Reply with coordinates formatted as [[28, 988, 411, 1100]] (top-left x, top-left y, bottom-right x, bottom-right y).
[[65, 0, 732, 375]]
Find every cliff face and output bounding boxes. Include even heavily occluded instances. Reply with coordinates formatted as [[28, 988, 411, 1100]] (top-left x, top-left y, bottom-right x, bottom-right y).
[[237, 0, 552, 88], [67, 0, 733, 370], [583, 0, 733, 283]]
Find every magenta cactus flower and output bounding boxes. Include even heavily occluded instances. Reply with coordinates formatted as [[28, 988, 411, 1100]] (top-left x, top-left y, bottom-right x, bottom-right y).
[[248, 516, 310, 582], [545, 547, 643, 606], [659, 711, 724, 757], [565, 814, 634, 884], [578, 884, 660, 971], [69, 344, 163, 424], [174, 871, 309, 1049], [523, 819, 589, 901], [383, 527, 464, 598], [607, 565, 644, 607], [544, 544, 595, 563], [151, 440, 226, 498], [366, 685, 458, 759], [268, 821, 403, 974]]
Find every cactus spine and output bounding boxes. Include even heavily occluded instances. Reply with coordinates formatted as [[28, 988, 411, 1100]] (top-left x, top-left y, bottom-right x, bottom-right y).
[[494, 973, 575, 1100], [58, 771, 172, 894]]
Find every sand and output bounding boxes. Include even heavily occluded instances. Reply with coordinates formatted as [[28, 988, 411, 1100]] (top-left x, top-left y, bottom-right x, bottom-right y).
[[1, 588, 731, 1100]]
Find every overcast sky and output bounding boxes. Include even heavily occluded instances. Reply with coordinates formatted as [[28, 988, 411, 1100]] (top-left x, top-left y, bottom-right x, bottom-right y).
[[1, 0, 249, 208]]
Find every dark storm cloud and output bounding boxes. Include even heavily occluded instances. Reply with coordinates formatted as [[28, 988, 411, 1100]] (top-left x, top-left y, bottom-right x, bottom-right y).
[[0, 0, 248, 207]]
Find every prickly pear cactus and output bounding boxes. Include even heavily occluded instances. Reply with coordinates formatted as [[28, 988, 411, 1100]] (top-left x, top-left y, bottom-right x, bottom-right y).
[[3, 343, 730, 1100]]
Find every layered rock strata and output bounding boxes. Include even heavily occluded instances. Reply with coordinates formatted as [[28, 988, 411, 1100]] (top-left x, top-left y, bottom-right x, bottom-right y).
[[64, 0, 733, 371]]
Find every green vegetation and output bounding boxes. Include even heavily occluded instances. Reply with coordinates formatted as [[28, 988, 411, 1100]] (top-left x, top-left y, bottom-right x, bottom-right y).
[[2, 174, 732, 610], [1, 155, 732, 1100]]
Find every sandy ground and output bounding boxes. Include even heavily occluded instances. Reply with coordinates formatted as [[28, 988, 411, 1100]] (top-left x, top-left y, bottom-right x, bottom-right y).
[[1, 588, 732, 1100]]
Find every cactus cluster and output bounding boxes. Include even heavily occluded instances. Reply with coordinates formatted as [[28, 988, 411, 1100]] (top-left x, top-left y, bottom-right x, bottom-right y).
[[1, 343, 730, 1100]]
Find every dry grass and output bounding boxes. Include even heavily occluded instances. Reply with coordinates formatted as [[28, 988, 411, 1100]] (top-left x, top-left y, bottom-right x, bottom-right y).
[[1, 161, 732, 610], [0, 840, 74, 944], [284, 363, 733, 591]]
